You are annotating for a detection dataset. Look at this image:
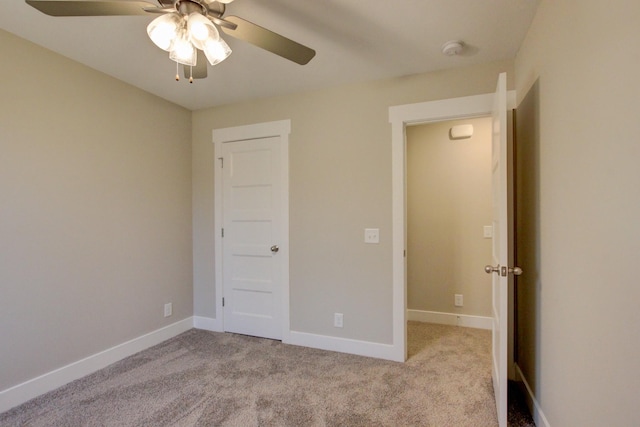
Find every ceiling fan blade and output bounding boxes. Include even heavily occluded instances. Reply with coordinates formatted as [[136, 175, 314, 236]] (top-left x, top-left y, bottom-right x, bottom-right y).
[[142, 7, 176, 14], [183, 51, 208, 80], [25, 0, 157, 16], [221, 16, 315, 65]]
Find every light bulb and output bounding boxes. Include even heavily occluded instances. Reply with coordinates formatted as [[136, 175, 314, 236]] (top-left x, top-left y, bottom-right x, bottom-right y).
[[170, 32, 197, 66], [187, 13, 219, 49], [147, 13, 181, 52], [190, 21, 208, 41]]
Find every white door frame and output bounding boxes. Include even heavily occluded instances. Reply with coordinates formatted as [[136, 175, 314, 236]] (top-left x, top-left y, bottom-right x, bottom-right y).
[[213, 120, 291, 341], [389, 91, 516, 362]]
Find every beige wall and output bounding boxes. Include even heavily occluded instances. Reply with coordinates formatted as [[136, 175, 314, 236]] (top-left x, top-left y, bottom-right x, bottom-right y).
[[515, 0, 639, 425], [406, 118, 492, 317], [192, 61, 514, 343], [0, 30, 193, 390]]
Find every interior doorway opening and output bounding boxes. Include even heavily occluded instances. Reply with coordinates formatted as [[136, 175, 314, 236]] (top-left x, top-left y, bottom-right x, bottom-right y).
[[406, 117, 494, 327], [389, 84, 517, 426]]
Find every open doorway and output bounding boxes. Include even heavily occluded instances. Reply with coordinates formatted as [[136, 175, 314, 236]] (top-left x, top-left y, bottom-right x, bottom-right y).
[[389, 83, 518, 426], [406, 117, 493, 327], [388, 88, 516, 362]]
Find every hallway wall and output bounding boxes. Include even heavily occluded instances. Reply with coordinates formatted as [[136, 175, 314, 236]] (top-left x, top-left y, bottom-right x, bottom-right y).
[[406, 117, 493, 317]]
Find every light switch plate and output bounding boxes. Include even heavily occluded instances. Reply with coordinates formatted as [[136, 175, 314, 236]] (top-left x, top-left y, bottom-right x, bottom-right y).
[[483, 225, 493, 239], [334, 313, 344, 328], [454, 294, 463, 307], [364, 228, 380, 244]]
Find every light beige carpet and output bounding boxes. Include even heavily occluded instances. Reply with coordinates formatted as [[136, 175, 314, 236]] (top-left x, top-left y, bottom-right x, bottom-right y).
[[1, 322, 500, 426]]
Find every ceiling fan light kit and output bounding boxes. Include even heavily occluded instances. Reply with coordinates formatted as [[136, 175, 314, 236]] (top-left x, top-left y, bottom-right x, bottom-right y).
[[148, 9, 232, 72], [25, 0, 316, 82]]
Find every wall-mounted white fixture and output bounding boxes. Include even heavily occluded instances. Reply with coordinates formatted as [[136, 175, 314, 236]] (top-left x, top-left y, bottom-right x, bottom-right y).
[[449, 124, 474, 140], [334, 313, 344, 328], [364, 228, 380, 244], [454, 294, 464, 307], [441, 40, 464, 56]]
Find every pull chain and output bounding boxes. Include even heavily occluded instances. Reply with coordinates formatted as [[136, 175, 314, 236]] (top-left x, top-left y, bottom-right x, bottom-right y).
[[175, 62, 179, 81], [189, 65, 193, 84]]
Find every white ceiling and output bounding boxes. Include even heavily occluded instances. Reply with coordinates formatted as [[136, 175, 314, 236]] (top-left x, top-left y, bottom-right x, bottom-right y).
[[0, 0, 539, 110]]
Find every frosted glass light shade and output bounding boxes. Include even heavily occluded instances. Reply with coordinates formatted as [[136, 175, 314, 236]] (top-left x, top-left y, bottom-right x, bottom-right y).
[[202, 37, 232, 66], [147, 13, 181, 52], [187, 12, 219, 49], [170, 32, 197, 66]]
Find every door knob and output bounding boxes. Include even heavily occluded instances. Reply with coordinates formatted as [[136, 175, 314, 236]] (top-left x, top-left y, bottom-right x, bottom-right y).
[[485, 265, 500, 274], [509, 266, 523, 276], [485, 265, 523, 276], [270, 245, 279, 253]]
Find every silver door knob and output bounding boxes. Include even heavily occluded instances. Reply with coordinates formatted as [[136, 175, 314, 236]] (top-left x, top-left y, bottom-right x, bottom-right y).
[[270, 245, 279, 253], [485, 265, 500, 274], [485, 265, 523, 276], [509, 266, 523, 276]]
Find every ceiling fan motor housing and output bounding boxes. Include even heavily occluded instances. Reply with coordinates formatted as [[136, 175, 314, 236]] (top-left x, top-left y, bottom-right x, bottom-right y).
[[172, 0, 224, 18], [177, 1, 204, 15]]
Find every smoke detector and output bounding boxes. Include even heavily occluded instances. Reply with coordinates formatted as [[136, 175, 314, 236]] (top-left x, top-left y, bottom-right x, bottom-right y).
[[441, 40, 464, 56]]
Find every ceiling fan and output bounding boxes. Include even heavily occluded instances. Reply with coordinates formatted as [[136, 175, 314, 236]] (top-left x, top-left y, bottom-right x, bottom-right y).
[[25, 0, 316, 82]]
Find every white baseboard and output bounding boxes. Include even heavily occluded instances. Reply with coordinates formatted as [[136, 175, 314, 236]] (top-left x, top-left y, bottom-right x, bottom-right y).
[[286, 330, 402, 362], [407, 309, 492, 330], [0, 317, 193, 414], [193, 316, 223, 332], [515, 363, 551, 427], [194, 319, 403, 362]]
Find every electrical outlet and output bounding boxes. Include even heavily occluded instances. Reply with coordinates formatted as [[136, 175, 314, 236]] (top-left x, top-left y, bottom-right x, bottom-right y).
[[454, 294, 463, 307], [334, 313, 344, 328], [164, 303, 172, 317]]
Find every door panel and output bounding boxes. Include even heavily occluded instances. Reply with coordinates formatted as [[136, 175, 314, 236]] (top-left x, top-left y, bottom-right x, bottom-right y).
[[490, 72, 509, 427], [222, 137, 282, 340]]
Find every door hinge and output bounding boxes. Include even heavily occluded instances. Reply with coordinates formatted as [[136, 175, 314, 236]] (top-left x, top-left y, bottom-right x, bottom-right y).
[[218, 157, 224, 168], [404, 250, 406, 258], [221, 228, 224, 238], [222, 297, 225, 307]]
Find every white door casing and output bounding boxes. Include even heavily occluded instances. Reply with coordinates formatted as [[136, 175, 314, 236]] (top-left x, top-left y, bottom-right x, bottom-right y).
[[213, 120, 290, 341]]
